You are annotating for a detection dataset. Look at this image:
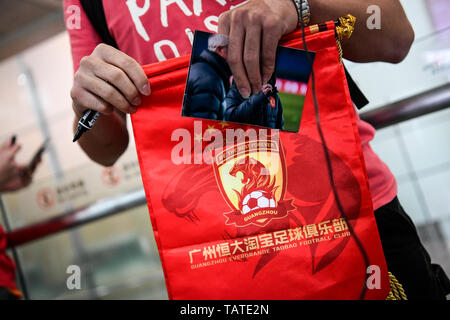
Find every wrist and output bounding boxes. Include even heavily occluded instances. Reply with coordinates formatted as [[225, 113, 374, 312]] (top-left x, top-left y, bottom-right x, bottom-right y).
[[290, 0, 311, 28], [278, 0, 300, 34]]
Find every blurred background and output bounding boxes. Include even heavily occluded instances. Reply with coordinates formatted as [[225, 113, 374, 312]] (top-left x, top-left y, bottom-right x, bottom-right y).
[[0, 0, 449, 299]]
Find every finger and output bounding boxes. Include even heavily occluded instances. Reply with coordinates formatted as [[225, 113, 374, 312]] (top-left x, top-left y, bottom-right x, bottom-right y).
[[71, 82, 114, 115], [8, 144, 21, 159], [2, 136, 14, 148], [96, 45, 150, 96], [261, 23, 281, 83], [78, 73, 134, 114], [228, 17, 250, 98], [218, 12, 231, 35], [243, 23, 262, 94], [93, 60, 142, 106], [1, 136, 15, 149]]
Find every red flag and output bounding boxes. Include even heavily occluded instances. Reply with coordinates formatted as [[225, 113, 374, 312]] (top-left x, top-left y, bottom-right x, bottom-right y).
[[131, 25, 390, 299]]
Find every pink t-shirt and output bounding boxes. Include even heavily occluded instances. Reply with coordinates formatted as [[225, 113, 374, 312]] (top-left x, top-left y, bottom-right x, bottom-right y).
[[64, 0, 397, 210]]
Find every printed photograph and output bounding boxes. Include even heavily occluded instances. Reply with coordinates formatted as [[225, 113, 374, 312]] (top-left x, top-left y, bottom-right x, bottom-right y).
[[181, 31, 315, 132]]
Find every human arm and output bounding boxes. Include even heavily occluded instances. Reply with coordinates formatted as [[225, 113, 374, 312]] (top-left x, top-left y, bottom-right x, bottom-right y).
[[70, 43, 151, 166], [64, 0, 150, 167], [308, 0, 414, 63]]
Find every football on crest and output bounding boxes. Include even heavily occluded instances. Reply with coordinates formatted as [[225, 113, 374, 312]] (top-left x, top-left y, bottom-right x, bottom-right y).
[[241, 190, 276, 214]]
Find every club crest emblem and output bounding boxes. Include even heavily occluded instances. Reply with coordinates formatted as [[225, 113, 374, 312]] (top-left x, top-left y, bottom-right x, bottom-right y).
[[213, 138, 295, 227], [269, 96, 276, 108]]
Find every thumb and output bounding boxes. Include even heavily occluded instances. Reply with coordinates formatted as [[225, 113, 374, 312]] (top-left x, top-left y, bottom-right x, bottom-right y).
[[1, 137, 12, 148], [11, 144, 21, 155], [7, 144, 21, 159]]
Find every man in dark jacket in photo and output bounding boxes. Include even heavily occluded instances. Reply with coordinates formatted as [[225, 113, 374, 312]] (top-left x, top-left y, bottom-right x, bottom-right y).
[[224, 75, 284, 130], [183, 34, 231, 120]]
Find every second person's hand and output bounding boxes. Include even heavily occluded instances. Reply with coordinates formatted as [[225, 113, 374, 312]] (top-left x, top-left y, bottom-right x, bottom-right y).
[[261, 83, 273, 96]]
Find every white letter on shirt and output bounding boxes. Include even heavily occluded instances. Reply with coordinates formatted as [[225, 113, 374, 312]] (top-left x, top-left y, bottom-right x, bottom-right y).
[[185, 28, 194, 45], [154, 40, 180, 61], [204, 15, 218, 33], [193, 0, 202, 16], [126, 0, 151, 42], [160, 0, 193, 27]]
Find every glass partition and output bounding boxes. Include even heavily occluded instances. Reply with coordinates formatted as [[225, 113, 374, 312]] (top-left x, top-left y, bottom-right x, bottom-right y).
[[0, 32, 168, 299], [12, 204, 167, 300], [354, 27, 450, 278]]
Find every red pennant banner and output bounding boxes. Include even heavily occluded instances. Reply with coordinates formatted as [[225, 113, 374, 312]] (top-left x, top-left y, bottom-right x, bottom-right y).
[[131, 27, 390, 300]]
